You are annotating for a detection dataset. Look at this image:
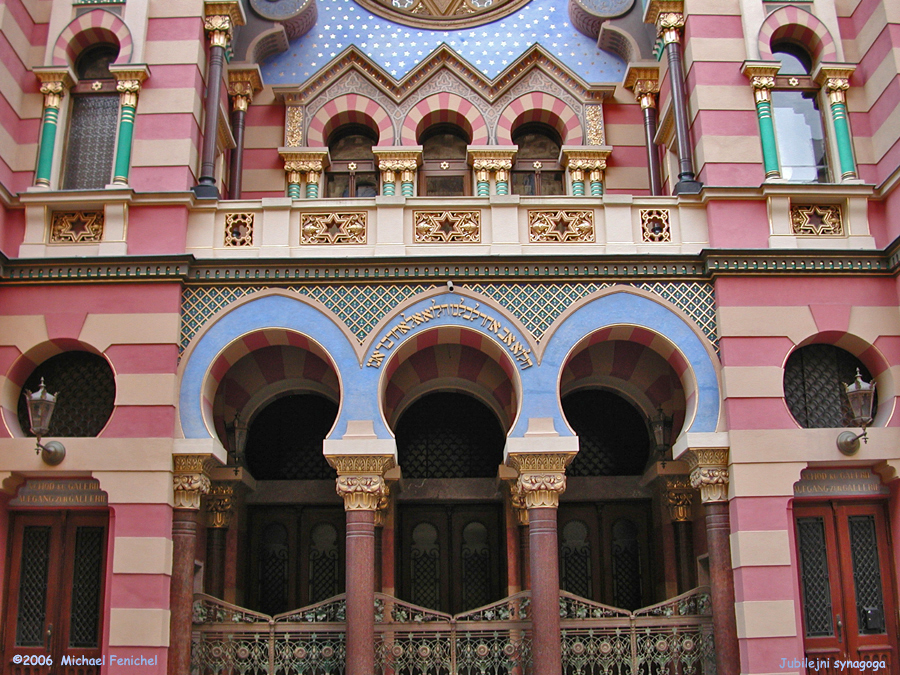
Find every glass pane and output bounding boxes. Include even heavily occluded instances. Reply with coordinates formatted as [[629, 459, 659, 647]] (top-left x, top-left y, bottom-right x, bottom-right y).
[[308, 523, 340, 603], [541, 171, 565, 195], [796, 517, 834, 637], [561, 520, 592, 599], [511, 172, 536, 195], [461, 522, 491, 611], [425, 174, 465, 196], [410, 523, 441, 610], [355, 173, 378, 197], [329, 134, 375, 160], [326, 174, 351, 198], [848, 515, 886, 635], [772, 90, 828, 183], [62, 95, 119, 190], [513, 130, 561, 159], [422, 132, 468, 160], [16, 527, 51, 646], [69, 527, 104, 647]]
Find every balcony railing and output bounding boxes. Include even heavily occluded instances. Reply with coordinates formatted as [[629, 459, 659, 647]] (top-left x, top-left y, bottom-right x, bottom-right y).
[[192, 587, 715, 675]]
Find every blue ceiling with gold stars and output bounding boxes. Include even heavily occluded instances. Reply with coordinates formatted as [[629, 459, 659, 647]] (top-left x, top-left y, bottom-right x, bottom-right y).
[[261, 0, 625, 85]]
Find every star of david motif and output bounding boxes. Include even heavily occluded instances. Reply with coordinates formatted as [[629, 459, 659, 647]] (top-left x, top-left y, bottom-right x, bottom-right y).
[[300, 213, 367, 244], [50, 211, 104, 243], [791, 205, 843, 236], [413, 211, 481, 242], [527, 210, 594, 243]]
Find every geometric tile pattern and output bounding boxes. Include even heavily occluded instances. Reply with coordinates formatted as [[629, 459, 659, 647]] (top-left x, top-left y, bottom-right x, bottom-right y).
[[181, 281, 718, 351]]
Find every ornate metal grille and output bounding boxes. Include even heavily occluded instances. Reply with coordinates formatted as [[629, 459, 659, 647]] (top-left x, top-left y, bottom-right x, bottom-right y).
[[611, 519, 642, 611], [260, 523, 290, 616], [562, 390, 650, 476], [410, 523, 441, 610], [16, 527, 51, 646], [308, 523, 340, 604], [848, 515, 885, 635], [245, 395, 338, 480], [68, 526, 105, 647], [796, 517, 834, 637], [396, 393, 504, 479], [784, 345, 874, 428], [62, 95, 119, 190], [461, 522, 491, 611], [17, 352, 116, 437], [560, 520, 592, 599]]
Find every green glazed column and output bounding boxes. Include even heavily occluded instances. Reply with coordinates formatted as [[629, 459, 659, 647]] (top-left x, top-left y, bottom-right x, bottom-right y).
[[305, 168, 321, 198], [589, 168, 604, 196], [751, 76, 780, 179], [285, 164, 302, 199], [34, 80, 68, 187], [825, 77, 857, 180], [111, 79, 143, 185]]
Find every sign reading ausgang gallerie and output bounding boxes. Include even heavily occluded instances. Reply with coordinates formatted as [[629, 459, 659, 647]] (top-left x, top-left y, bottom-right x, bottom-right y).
[[10, 477, 107, 507], [793, 467, 889, 498]]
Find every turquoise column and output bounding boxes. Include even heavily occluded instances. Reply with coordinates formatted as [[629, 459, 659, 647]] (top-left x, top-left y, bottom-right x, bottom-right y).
[[749, 74, 780, 178], [306, 171, 320, 198], [381, 176, 396, 196], [34, 82, 65, 187], [286, 165, 302, 198], [571, 179, 585, 196], [589, 173, 603, 196], [825, 78, 857, 179], [112, 80, 142, 185]]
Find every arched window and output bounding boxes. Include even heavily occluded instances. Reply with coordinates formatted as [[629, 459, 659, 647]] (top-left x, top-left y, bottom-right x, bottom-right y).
[[784, 344, 875, 428], [419, 124, 470, 196], [771, 43, 828, 182], [63, 44, 121, 190], [511, 123, 564, 195], [326, 125, 379, 198]]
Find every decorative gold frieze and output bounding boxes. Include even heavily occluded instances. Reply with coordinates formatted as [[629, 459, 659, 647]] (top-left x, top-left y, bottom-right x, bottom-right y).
[[664, 476, 693, 522], [791, 204, 843, 236], [414, 211, 480, 243], [327, 454, 396, 475], [300, 212, 367, 244], [206, 483, 234, 528], [585, 105, 604, 145], [685, 448, 729, 504], [227, 67, 262, 112], [50, 211, 104, 243], [224, 212, 254, 246], [528, 210, 594, 243], [326, 454, 395, 511], [507, 452, 576, 473], [173, 454, 212, 510], [285, 107, 303, 147], [641, 208, 671, 243], [35, 68, 73, 109]]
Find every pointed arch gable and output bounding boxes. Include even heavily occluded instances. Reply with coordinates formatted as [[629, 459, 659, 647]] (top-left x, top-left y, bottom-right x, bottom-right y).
[[497, 92, 583, 146], [52, 10, 134, 67], [401, 93, 489, 145], [307, 93, 395, 147], [541, 288, 722, 435], [757, 6, 838, 63]]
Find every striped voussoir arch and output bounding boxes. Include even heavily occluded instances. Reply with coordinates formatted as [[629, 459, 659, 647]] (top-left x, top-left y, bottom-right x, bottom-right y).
[[496, 92, 583, 146], [400, 93, 489, 145], [757, 6, 837, 63], [52, 10, 133, 67], [307, 94, 395, 147]]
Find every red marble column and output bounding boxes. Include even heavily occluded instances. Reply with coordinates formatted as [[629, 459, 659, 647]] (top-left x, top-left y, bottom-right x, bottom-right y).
[[205, 527, 226, 598], [528, 507, 562, 674], [705, 501, 739, 675], [345, 510, 376, 675], [168, 508, 199, 675]]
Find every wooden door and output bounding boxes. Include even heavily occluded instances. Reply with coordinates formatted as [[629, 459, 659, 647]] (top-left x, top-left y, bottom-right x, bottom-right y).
[[399, 504, 504, 615], [3, 512, 108, 675], [794, 501, 898, 672]]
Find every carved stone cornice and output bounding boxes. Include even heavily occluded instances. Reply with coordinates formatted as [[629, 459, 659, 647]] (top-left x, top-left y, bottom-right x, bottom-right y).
[[228, 66, 263, 107], [33, 67, 75, 109], [173, 454, 213, 510], [643, 0, 683, 25], [280, 149, 328, 178], [741, 62, 780, 104], [204, 0, 245, 27], [685, 448, 729, 503], [664, 476, 694, 521], [507, 451, 576, 509], [205, 482, 234, 528], [814, 63, 856, 106]]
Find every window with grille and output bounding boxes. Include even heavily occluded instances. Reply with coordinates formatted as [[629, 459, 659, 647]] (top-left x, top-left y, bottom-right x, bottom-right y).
[[511, 123, 565, 195], [326, 125, 379, 198], [17, 352, 115, 437], [783, 344, 875, 428], [419, 125, 470, 196]]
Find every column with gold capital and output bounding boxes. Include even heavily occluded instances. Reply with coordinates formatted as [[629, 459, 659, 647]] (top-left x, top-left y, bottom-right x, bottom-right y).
[[664, 475, 696, 593], [507, 450, 575, 675], [204, 481, 234, 599], [815, 64, 858, 180], [327, 454, 395, 675], [742, 62, 781, 179], [32, 68, 74, 187], [169, 455, 212, 675], [227, 67, 262, 198], [687, 448, 738, 675], [625, 66, 662, 195], [109, 65, 150, 186], [194, 0, 246, 199]]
